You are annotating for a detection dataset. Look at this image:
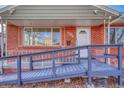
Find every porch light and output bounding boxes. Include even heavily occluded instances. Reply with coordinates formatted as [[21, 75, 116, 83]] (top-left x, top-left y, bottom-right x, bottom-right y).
[[93, 10, 99, 15], [93, 10, 107, 17], [108, 16, 112, 20], [9, 8, 16, 15]]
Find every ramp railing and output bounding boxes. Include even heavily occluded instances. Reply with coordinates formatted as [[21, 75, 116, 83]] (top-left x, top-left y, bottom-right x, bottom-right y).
[[0, 44, 123, 86], [87, 45, 123, 86]]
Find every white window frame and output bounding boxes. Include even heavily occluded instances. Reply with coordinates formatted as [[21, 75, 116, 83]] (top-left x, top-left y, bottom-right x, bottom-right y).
[[23, 27, 62, 47], [107, 27, 124, 45]]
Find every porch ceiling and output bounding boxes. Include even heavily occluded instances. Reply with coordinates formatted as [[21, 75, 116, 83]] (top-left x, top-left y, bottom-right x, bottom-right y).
[[8, 19, 105, 27]]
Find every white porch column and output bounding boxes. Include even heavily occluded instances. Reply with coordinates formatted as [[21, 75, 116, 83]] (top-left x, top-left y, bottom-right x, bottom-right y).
[[0, 19, 4, 57], [5, 20, 7, 56], [107, 16, 111, 64], [107, 18, 110, 45], [104, 19, 106, 44]]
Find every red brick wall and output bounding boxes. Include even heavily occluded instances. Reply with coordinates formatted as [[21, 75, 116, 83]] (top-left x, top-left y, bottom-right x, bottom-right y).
[[7, 24, 124, 68], [7, 25, 76, 54], [91, 25, 105, 62], [91, 25, 104, 45], [7, 25, 19, 50], [7, 25, 105, 53], [6, 23, 124, 73]]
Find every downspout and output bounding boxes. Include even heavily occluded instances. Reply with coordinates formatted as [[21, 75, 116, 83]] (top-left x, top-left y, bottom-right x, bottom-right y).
[[104, 20, 106, 45], [107, 15, 122, 64], [107, 16, 111, 64]]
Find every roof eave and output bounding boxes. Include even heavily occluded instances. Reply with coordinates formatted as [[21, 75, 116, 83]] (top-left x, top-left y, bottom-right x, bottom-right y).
[[0, 5, 17, 14], [0, 5, 121, 16], [93, 5, 121, 16]]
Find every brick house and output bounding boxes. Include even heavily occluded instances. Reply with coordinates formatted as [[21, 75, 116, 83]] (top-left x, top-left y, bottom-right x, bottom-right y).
[[0, 5, 124, 71]]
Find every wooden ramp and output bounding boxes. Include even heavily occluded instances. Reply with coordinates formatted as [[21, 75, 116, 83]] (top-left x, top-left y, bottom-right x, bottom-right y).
[[0, 45, 123, 86], [0, 59, 119, 85]]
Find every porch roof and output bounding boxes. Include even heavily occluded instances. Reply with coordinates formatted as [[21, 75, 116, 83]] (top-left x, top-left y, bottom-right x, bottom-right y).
[[0, 5, 121, 26]]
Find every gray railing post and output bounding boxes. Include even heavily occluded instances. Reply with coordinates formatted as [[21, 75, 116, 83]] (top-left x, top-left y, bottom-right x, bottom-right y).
[[17, 55, 22, 85], [118, 45, 123, 86], [104, 48, 107, 64], [29, 56, 33, 71], [87, 46, 92, 86], [52, 51, 56, 77], [78, 49, 80, 63]]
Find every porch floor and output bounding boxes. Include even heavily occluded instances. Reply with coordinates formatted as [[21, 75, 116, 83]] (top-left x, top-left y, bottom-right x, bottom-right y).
[[0, 59, 118, 85]]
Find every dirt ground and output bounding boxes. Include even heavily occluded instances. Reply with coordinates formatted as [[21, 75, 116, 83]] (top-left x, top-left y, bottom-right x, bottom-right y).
[[0, 77, 121, 88]]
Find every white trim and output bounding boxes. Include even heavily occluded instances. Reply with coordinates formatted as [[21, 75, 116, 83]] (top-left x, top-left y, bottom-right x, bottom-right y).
[[107, 27, 124, 44], [107, 19, 111, 64], [0, 5, 17, 13], [1, 19, 4, 57], [64, 27, 66, 47], [107, 19, 110, 45], [110, 16, 122, 24], [94, 5, 120, 16], [104, 20, 106, 44], [106, 27, 124, 44], [0, 5, 120, 17], [60, 28, 62, 46]]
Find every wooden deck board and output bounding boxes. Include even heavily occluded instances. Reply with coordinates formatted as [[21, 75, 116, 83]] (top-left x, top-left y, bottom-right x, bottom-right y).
[[80, 59, 118, 72]]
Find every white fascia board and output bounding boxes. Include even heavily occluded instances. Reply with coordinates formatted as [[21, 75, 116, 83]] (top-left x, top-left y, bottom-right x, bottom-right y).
[[93, 5, 120, 16], [0, 5, 17, 14]]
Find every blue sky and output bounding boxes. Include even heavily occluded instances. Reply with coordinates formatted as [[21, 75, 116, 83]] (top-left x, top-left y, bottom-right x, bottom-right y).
[[107, 5, 124, 12]]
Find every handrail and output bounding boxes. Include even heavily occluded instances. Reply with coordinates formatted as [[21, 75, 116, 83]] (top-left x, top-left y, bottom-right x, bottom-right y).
[[32, 54, 78, 63], [0, 46, 87, 60], [0, 44, 123, 60], [93, 54, 118, 58]]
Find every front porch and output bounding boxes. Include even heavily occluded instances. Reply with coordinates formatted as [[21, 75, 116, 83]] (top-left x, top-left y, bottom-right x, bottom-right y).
[[0, 5, 120, 58], [0, 5, 124, 87]]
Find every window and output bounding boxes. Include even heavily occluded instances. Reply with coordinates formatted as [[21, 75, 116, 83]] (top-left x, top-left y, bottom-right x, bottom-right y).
[[110, 28, 116, 44], [53, 28, 61, 45], [24, 27, 61, 46], [108, 28, 124, 44]]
